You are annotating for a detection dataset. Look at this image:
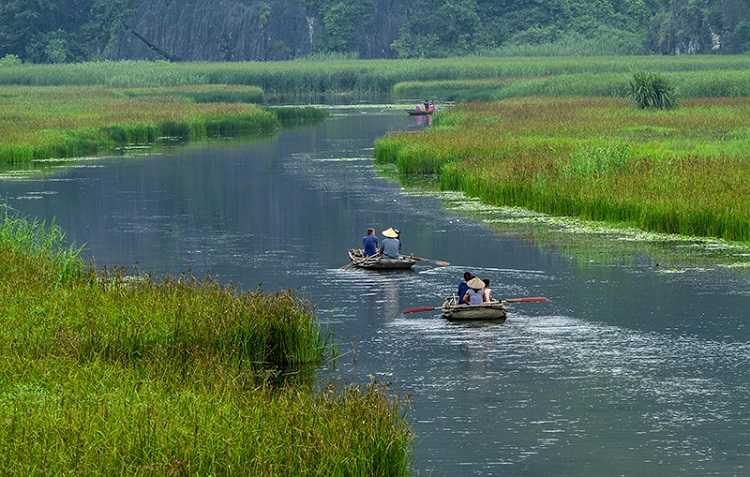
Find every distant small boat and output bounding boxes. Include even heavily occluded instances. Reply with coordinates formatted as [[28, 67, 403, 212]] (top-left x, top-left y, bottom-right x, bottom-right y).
[[441, 296, 507, 322], [408, 110, 434, 116], [347, 249, 418, 271]]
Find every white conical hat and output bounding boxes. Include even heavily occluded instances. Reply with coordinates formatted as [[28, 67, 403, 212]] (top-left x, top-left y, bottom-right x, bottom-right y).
[[382, 228, 399, 239], [467, 277, 485, 290]]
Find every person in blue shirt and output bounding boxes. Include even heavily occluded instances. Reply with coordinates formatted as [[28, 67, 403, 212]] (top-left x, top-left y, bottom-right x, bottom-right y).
[[458, 272, 474, 303], [362, 228, 379, 257]]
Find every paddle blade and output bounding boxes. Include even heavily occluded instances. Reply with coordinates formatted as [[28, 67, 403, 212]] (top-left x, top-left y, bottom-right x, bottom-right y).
[[504, 297, 548, 304], [412, 256, 450, 267], [402, 306, 437, 315]]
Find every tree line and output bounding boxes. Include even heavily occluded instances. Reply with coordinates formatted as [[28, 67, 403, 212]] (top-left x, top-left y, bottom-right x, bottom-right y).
[[1, 0, 749, 63]]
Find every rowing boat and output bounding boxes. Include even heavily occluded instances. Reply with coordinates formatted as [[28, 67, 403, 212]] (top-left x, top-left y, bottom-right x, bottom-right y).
[[408, 110, 434, 116], [347, 249, 418, 271], [441, 296, 507, 322]]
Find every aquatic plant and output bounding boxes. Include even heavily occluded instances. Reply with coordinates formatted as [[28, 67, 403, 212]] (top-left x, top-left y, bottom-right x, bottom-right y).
[[273, 106, 330, 127]]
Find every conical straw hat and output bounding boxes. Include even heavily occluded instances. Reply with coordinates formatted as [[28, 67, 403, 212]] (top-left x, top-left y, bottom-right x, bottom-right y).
[[382, 228, 399, 239], [467, 277, 485, 290]]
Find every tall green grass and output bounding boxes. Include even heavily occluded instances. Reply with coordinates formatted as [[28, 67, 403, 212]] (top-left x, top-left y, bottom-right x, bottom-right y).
[[2, 56, 750, 99], [273, 106, 330, 127], [0, 212, 412, 475], [393, 70, 750, 102], [376, 98, 750, 242], [0, 86, 330, 164], [393, 78, 516, 101], [120, 84, 265, 103]]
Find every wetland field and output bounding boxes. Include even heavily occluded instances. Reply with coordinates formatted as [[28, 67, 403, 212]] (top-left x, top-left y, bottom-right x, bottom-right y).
[[2, 56, 750, 475], [377, 97, 750, 242]]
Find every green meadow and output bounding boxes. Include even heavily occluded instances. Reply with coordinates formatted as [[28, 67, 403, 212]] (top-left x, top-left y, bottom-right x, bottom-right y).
[[3, 56, 748, 165], [0, 85, 328, 164], [2, 56, 750, 99], [393, 70, 750, 101], [0, 213, 412, 475], [376, 97, 750, 242]]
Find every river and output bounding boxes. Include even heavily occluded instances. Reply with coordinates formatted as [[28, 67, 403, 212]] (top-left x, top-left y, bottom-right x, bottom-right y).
[[2, 110, 749, 476]]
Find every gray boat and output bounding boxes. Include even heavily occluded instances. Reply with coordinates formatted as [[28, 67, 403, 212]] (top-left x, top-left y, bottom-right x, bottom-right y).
[[347, 249, 418, 271], [441, 296, 508, 322]]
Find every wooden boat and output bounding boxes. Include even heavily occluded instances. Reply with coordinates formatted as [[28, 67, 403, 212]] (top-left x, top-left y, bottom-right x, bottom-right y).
[[441, 296, 507, 322], [408, 110, 434, 116], [347, 249, 418, 271]]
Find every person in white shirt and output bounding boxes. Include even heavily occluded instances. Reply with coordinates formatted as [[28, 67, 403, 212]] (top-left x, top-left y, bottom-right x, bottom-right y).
[[482, 278, 493, 303], [463, 277, 486, 305]]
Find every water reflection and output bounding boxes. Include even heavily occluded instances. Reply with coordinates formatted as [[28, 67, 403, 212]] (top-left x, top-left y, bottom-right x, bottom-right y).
[[412, 114, 433, 127]]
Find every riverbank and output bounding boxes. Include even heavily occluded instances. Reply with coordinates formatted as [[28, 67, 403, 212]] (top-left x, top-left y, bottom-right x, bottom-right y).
[[376, 97, 750, 242], [0, 85, 326, 163], [0, 212, 411, 475]]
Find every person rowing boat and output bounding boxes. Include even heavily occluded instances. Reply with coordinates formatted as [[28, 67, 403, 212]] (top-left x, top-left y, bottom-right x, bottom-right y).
[[457, 272, 474, 304], [380, 227, 401, 259], [362, 228, 379, 257]]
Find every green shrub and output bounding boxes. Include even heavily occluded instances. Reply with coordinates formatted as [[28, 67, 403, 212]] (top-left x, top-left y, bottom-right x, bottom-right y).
[[0, 54, 22, 67], [629, 72, 677, 109]]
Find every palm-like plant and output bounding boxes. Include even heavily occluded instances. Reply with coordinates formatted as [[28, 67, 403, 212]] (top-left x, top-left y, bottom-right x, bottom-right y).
[[629, 72, 677, 109]]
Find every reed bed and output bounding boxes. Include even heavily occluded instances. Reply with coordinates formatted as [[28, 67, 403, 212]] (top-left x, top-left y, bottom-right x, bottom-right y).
[[273, 106, 330, 127], [0, 213, 412, 475], [496, 70, 750, 100], [120, 84, 265, 103], [393, 78, 518, 101], [0, 86, 330, 164], [2, 56, 750, 98], [376, 97, 750, 242], [393, 70, 750, 102]]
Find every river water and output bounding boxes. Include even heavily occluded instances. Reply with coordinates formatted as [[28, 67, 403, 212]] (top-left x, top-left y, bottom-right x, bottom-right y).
[[2, 110, 750, 476]]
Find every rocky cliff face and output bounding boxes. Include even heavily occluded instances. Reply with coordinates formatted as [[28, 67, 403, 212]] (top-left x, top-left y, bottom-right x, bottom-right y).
[[111, 0, 405, 61]]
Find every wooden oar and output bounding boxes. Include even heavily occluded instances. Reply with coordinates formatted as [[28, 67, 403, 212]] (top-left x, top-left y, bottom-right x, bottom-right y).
[[412, 256, 451, 267], [402, 306, 439, 315], [402, 297, 548, 315], [503, 297, 548, 304]]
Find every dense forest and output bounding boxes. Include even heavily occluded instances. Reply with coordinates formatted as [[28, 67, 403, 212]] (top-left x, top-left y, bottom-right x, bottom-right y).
[[1, 0, 750, 63]]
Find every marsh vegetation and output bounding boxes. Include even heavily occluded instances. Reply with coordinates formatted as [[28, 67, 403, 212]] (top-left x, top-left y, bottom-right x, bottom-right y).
[[0, 213, 412, 475], [377, 97, 750, 242]]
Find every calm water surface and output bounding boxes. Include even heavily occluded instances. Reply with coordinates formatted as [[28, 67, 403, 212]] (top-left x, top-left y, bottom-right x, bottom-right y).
[[2, 111, 750, 476]]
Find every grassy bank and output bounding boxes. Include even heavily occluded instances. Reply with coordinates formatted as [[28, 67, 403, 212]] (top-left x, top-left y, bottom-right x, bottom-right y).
[[0, 213, 411, 475], [2, 56, 750, 99], [0, 86, 328, 163], [376, 97, 750, 242], [393, 70, 750, 102], [120, 84, 265, 103]]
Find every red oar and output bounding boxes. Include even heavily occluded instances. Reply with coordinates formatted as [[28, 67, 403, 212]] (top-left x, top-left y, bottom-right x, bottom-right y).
[[504, 297, 548, 304], [402, 306, 438, 315], [403, 297, 548, 315]]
